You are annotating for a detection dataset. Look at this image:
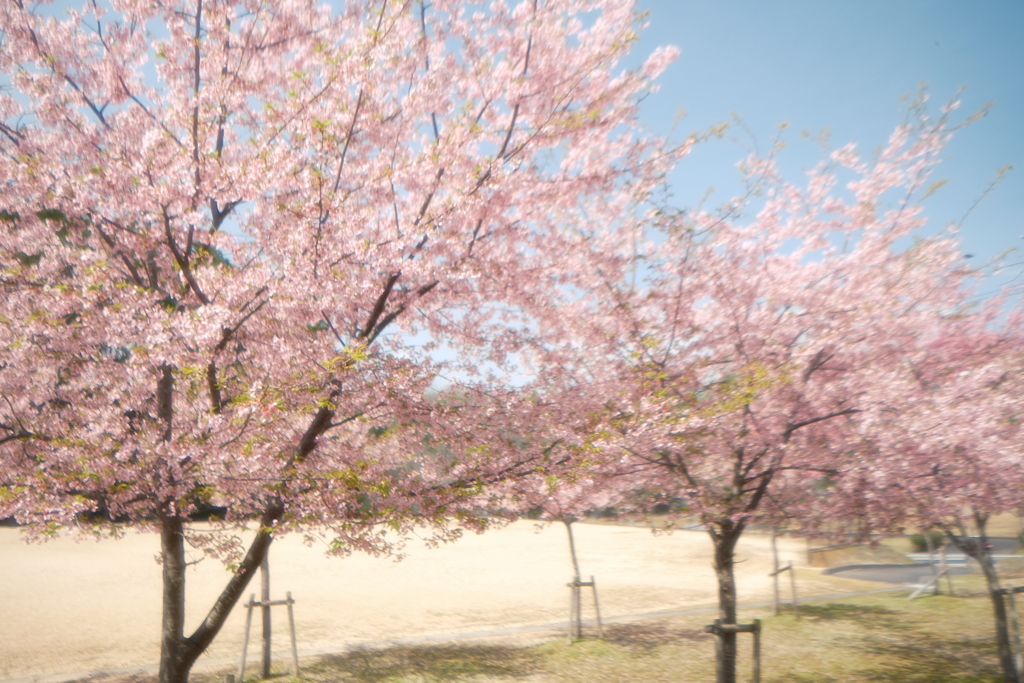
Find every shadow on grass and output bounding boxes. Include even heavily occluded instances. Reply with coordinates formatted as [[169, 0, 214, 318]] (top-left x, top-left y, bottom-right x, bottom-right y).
[[855, 631, 1001, 683], [601, 621, 708, 649], [794, 603, 906, 630], [296, 623, 709, 682], [773, 605, 1002, 683], [302, 643, 540, 682]]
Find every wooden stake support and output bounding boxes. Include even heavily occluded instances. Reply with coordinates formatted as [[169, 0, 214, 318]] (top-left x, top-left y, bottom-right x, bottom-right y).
[[260, 554, 271, 678], [239, 591, 300, 680], [909, 570, 950, 600], [940, 546, 955, 596], [769, 561, 799, 618], [910, 543, 958, 600], [771, 530, 780, 616], [566, 576, 603, 643], [704, 619, 762, 683]]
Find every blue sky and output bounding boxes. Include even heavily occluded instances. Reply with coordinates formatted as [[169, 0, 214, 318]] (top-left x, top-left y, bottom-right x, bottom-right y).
[[630, 0, 1023, 298]]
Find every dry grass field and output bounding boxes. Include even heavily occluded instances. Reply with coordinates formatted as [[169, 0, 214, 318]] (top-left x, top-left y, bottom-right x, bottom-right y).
[[3, 516, 1019, 682], [2, 520, 814, 680]]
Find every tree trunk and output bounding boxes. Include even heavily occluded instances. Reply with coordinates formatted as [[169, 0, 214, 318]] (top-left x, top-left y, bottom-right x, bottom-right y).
[[564, 519, 581, 580], [564, 519, 582, 639], [1017, 508, 1024, 551], [159, 509, 190, 683], [157, 498, 284, 683], [947, 510, 1019, 683], [981, 556, 1019, 683], [710, 519, 744, 683]]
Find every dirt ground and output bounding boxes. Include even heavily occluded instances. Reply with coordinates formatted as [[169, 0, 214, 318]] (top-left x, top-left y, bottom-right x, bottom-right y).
[[0, 520, 821, 680]]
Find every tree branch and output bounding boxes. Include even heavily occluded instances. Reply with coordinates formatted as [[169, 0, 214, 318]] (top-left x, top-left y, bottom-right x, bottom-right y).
[[117, 75, 187, 151], [332, 88, 364, 195], [191, 0, 204, 202], [162, 208, 211, 305], [358, 273, 400, 340], [783, 407, 861, 442], [157, 364, 174, 442], [215, 293, 269, 353], [185, 497, 284, 659], [365, 280, 437, 345]]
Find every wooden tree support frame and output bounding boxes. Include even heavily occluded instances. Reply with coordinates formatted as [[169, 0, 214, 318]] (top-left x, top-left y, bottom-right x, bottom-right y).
[[909, 545, 956, 600], [704, 619, 762, 683], [566, 576, 603, 643], [909, 569, 951, 600], [239, 591, 300, 680], [938, 545, 955, 596], [769, 561, 799, 618], [769, 530, 799, 618], [998, 585, 1024, 678]]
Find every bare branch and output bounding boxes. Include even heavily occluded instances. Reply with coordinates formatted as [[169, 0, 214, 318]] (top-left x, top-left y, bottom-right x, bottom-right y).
[[117, 75, 187, 151], [162, 208, 212, 305], [358, 272, 400, 340], [215, 294, 269, 353], [366, 280, 438, 345], [783, 407, 861, 442], [332, 89, 364, 195]]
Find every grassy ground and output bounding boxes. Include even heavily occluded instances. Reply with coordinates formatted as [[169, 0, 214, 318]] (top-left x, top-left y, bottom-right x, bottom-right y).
[[294, 593, 1000, 682], [175, 572, 1016, 683]]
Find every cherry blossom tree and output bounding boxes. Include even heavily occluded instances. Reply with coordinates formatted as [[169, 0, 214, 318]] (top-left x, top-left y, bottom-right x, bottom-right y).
[[525, 102, 986, 683], [0, 0, 680, 680], [832, 303, 1024, 683], [511, 435, 635, 628]]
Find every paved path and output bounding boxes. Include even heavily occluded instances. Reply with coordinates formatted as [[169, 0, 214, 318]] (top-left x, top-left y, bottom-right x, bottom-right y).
[[827, 564, 972, 584], [829, 536, 1021, 584]]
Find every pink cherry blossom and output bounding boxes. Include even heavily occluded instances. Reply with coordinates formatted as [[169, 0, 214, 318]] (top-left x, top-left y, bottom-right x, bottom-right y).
[[0, 1, 680, 680]]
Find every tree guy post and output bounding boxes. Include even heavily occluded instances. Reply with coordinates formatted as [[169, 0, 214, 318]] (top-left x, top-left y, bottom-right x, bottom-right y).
[[771, 529, 780, 616], [261, 552, 271, 677], [705, 619, 762, 683]]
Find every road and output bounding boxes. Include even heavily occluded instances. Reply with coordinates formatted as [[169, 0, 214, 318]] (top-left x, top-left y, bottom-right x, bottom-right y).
[[828, 536, 1021, 584]]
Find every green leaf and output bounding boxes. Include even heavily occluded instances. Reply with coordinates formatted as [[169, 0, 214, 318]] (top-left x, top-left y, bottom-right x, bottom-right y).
[[36, 209, 67, 223], [15, 251, 43, 267], [157, 296, 179, 312], [193, 242, 232, 267]]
